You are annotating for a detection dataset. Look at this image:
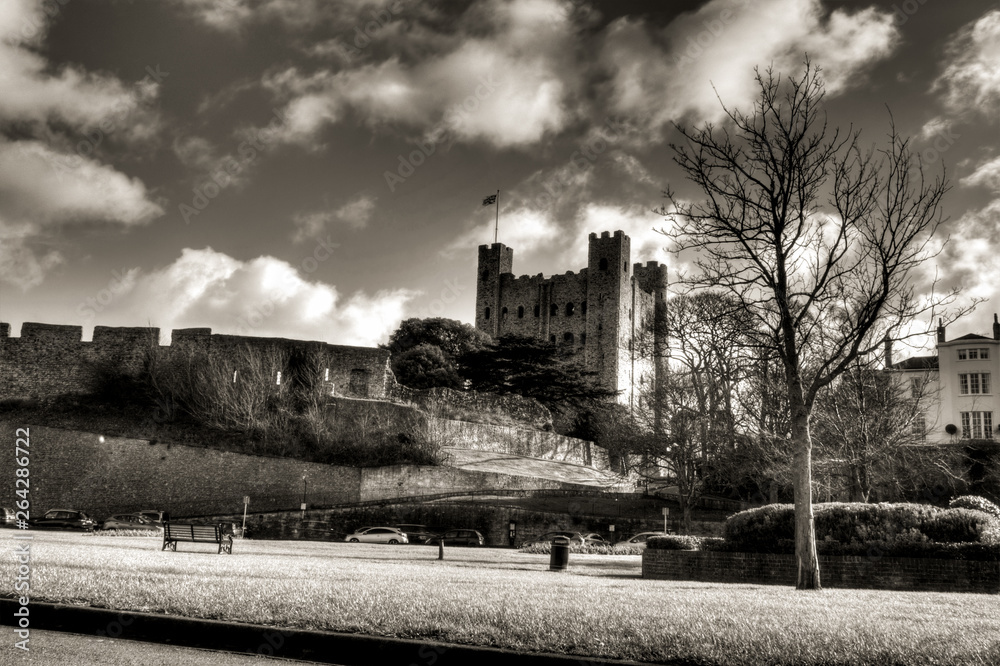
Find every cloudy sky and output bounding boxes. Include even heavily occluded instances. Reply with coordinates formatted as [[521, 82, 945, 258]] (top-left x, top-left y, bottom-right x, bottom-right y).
[[0, 0, 997, 352]]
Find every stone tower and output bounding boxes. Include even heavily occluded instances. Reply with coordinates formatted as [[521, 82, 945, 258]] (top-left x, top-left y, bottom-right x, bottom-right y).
[[474, 230, 666, 411]]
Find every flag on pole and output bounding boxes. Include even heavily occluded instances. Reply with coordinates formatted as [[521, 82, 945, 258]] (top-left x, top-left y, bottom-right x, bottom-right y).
[[482, 194, 497, 206]]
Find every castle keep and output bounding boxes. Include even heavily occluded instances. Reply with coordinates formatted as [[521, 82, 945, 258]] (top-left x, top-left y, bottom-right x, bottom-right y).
[[475, 230, 667, 408]]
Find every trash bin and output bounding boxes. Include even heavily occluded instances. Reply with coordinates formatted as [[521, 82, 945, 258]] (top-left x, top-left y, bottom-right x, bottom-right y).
[[549, 536, 570, 571]]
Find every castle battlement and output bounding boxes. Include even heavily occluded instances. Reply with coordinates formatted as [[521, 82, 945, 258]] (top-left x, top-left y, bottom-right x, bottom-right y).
[[0, 322, 392, 402]]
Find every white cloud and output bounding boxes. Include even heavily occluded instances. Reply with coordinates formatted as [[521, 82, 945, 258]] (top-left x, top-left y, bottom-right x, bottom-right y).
[[94, 247, 416, 346], [938, 199, 1000, 309], [0, 137, 163, 290], [291, 194, 377, 242], [599, 0, 898, 135], [932, 9, 1000, 118], [0, 1, 165, 289], [257, 0, 581, 149], [0, 0, 160, 131], [960, 155, 1000, 190]]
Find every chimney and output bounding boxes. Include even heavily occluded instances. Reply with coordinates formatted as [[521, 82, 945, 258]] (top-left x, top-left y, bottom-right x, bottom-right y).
[[884, 337, 893, 369], [937, 318, 945, 344], [994, 313, 999, 341]]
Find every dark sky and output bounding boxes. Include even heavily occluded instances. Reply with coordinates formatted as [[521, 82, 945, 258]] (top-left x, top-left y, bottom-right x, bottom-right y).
[[1, 0, 997, 352]]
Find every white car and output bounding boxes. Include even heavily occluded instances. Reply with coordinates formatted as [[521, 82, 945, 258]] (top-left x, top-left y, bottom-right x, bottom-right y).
[[344, 527, 409, 544], [621, 532, 670, 548]]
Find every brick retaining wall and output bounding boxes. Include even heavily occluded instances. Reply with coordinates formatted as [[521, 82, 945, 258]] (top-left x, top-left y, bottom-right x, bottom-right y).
[[642, 549, 1000, 593]]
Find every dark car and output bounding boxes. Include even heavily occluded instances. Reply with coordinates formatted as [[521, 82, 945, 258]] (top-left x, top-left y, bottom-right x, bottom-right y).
[[1, 507, 16, 528], [31, 509, 96, 532], [427, 529, 484, 547], [395, 524, 438, 544], [101, 513, 162, 531], [522, 531, 586, 547]]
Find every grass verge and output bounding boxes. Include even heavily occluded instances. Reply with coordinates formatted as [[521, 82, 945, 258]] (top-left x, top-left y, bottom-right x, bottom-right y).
[[2, 531, 997, 665]]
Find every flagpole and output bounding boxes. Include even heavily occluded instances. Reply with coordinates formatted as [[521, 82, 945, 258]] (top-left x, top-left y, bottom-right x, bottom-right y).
[[494, 189, 500, 244]]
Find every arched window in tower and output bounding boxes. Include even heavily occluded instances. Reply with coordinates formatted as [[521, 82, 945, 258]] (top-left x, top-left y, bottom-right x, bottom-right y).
[[565, 302, 575, 316], [484, 307, 491, 320], [550, 303, 558, 316], [517, 306, 524, 319], [580, 332, 586, 345], [481, 269, 489, 282], [563, 332, 574, 344], [581, 300, 587, 315], [501, 307, 508, 320], [599, 258, 608, 271], [549, 334, 556, 343], [534, 304, 540, 317], [623, 260, 628, 272]]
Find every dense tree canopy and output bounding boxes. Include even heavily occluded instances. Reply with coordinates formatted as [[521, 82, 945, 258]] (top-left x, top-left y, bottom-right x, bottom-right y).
[[384, 318, 491, 389]]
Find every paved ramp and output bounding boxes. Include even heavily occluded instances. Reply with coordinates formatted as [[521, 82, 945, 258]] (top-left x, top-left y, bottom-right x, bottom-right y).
[[442, 447, 624, 488]]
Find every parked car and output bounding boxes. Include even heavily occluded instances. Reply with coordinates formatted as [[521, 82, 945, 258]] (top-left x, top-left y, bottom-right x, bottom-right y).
[[581, 533, 609, 545], [1, 507, 16, 528], [522, 531, 586, 547], [394, 524, 438, 544], [426, 529, 484, 547], [138, 510, 169, 526], [30, 509, 95, 532], [101, 513, 162, 531], [621, 532, 670, 548], [344, 527, 409, 544]]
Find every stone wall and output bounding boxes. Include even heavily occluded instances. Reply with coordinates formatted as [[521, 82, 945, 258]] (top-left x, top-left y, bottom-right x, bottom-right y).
[[0, 424, 608, 522], [0, 322, 393, 402], [198, 502, 712, 547], [642, 549, 1000, 593]]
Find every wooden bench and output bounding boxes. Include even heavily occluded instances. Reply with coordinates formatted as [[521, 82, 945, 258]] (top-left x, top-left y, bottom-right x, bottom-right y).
[[162, 522, 233, 554]]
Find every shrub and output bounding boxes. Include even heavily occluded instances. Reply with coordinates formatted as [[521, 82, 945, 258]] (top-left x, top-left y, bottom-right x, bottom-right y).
[[949, 495, 1000, 521], [519, 542, 643, 556], [724, 502, 999, 549], [646, 535, 704, 550]]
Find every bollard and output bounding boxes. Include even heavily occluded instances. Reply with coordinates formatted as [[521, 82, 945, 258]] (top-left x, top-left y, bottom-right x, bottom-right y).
[[549, 536, 570, 571], [438, 538, 444, 560]]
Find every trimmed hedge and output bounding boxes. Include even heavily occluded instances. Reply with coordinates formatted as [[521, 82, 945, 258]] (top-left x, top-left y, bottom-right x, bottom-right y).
[[724, 502, 999, 550], [949, 495, 1000, 521], [646, 535, 704, 551]]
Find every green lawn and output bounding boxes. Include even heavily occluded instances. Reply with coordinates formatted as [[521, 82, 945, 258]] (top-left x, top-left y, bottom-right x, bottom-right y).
[[2, 531, 998, 665]]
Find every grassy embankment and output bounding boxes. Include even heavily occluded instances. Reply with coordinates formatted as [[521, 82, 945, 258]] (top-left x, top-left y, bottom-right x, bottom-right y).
[[2, 531, 997, 665]]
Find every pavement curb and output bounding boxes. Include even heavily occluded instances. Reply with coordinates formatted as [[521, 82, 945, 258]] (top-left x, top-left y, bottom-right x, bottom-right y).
[[0, 598, 675, 665]]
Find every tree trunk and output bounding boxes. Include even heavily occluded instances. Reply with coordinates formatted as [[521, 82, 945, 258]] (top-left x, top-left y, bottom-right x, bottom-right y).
[[792, 410, 821, 590]]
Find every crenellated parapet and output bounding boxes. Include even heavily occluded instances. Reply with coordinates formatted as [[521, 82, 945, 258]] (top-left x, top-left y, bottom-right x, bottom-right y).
[[0, 322, 393, 402]]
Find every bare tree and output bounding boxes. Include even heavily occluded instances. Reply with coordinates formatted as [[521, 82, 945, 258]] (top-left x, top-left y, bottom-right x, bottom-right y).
[[811, 365, 963, 502], [661, 61, 965, 589]]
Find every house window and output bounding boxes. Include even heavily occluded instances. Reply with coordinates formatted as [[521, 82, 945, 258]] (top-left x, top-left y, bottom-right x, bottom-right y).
[[910, 377, 922, 399], [911, 416, 926, 440], [959, 348, 991, 360], [484, 307, 491, 320], [599, 258, 608, 271], [563, 332, 574, 343], [517, 306, 524, 319], [961, 411, 993, 439], [550, 303, 558, 316], [959, 373, 991, 394], [566, 302, 575, 316]]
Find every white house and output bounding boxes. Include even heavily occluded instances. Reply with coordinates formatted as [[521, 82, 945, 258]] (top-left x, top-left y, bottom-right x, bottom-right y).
[[890, 314, 1000, 443]]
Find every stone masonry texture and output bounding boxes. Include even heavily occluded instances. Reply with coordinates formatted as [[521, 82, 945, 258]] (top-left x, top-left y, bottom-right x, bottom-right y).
[[642, 549, 1000, 593]]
